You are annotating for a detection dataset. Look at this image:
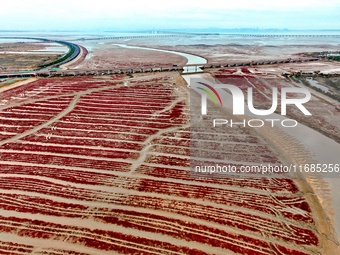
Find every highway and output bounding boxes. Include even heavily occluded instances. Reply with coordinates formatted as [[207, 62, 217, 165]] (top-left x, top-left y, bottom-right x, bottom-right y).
[[0, 37, 81, 70], [41, 40, 81, 69]]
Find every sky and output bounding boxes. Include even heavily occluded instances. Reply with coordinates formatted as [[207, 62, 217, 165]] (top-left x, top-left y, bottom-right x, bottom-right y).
[[1, 0, 340, 31]]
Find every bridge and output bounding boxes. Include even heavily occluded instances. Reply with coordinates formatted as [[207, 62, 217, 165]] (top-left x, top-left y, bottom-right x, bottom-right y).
[[0, 58, 320, 79], [201, 58, 320, 68], [70, 33, 340, 41], [72, 34, 196, 41], [221, 34, 340, 38]]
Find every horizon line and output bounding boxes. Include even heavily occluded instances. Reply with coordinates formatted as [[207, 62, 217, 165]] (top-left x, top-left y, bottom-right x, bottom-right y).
[[1, 28, 340, 33]]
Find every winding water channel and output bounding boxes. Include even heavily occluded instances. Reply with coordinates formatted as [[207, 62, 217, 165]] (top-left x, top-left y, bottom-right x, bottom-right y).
[[114, 44, 207, 73]]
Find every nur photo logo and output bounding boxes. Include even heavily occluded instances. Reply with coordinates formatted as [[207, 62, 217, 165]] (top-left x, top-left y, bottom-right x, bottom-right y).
[[191, 79, 312, 128], [193, 81, 311, 116]]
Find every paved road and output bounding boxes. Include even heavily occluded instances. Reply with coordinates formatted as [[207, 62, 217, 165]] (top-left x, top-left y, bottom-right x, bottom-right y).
[[0, 37, 81, 70]]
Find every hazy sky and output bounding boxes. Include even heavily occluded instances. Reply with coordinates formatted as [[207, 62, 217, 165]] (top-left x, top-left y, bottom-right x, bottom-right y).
[[1, 0, 340, 31]]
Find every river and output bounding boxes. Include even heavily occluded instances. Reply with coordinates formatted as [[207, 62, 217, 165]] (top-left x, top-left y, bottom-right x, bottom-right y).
[[113, 44, 207, 73]]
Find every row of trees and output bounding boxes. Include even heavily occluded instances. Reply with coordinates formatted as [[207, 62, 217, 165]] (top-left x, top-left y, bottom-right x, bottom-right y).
[[286, 75, 340, 102], [282, 71, 340, 78]]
